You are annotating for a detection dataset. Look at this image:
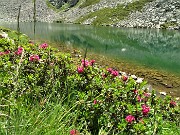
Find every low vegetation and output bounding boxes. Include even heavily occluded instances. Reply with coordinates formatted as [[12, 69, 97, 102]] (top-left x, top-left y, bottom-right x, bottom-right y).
[[76, 0, 154, 25], [79, 0, 100, 8], [160, 22, 178, 29], [0, 27, 180, 135]]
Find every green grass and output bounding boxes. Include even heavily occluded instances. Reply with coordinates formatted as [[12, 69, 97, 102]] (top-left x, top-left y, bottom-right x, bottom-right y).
[[160, 22, 178, 29], [76, 0, 154, 25], [79, 0, 100, 8], [0, 101, 83, 135]]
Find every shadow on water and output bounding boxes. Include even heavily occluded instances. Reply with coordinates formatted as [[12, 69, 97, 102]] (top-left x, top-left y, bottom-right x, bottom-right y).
[[0, 22, 180, 97]]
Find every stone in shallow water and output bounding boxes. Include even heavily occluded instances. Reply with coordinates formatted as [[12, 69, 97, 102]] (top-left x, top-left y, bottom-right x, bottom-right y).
[[136, 78, 144, 84], [159, 92, 167, 96], [131, 75, 137, 79]]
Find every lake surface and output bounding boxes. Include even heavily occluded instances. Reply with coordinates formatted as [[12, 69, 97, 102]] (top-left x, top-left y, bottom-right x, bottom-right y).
[[1, 22, 180, 75]]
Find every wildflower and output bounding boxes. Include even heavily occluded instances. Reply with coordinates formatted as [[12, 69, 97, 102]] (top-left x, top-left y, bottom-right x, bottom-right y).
[[81, 59, 89, 67], [170, 100, 176, 107], [93, 100, 97, 104], [70, 129, 79, 135], [142, 104, 150, 115], [89, 59, 95, 66], [39, 43, 48, 49], [111, 70, 119, 77], [125, 115, 135, 123], [0, 50, 10, 56], [15, 47, 23, 55], [0, 52, 4, 56], [122, 75, 128, 81], [144, 92, 151, 97], [137, 95, 142, 102], [4, 50, 10, 54], [133, 89, 138, 94], [102, 73, 107, 78], [77, 66, 84, 74], [29, 54, 40, 62], [107, 68, 113, 73]]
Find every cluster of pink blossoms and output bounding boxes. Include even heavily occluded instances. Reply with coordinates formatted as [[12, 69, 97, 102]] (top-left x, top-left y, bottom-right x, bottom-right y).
[[77, 66, 84, 74], [122, 75, 128, 81], [93, 99, 97, 104], [29, 54, 40, 62], [70, 129, 79, 135], [106, 68, 129, 81], [135, 90, 151, 102], [0, 50, 10, 56], [39, 43, 48, 49], [142, 104, 150, 115], [170, 100, 176, 107], [125, 115, 135, 123], [107, 68, 119, 77], [77, 59, 95, 74], [81, 59, 95, 67], [15, 47, 23, 55], [125, 104, 150, 124]]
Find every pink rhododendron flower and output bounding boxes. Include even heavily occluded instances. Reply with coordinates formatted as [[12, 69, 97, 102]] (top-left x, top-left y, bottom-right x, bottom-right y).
[[93, 100, 97, 104], [125, 115, 135, 123], [0, 52, 4, 56], [89, 59, 95, 66], [133, 89, 138, 94], [15, 47, 23, 55], [142, 104, 150, 115], [144, 92, 151, 97], [122, 75, 128, 81], [111, 70, 119, 77], [137, 95, 142, 102], [4, 50, 10, 54], [70, 129, 79, 135], [170, 101, 176, 107], [81, 59, 89, 67], [102, 73, 107, 78], [39, 43, 48, 49], [77, 66, 84, 74], [29, 54, 40, 62], [107, 68, 113, 73]]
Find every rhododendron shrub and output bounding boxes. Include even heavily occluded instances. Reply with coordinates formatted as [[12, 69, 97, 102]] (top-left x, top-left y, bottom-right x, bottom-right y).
[[0, 28, 179, 135]]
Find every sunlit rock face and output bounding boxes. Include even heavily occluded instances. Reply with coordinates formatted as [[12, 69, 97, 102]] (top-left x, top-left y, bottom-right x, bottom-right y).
[[48, 0, 79, 8]]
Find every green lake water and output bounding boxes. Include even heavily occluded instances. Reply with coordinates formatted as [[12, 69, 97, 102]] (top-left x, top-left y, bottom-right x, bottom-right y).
[[1, 22, 180, 76]]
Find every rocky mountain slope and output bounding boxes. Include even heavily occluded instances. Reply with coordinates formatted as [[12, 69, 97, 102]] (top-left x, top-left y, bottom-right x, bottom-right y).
[[0, 0, 179, 29], [0, 0, 59, 22], [117, 0, 180, 29]]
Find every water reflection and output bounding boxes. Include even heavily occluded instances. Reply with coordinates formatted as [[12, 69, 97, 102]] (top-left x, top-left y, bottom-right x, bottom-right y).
[[0, 22, 180, 75]]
